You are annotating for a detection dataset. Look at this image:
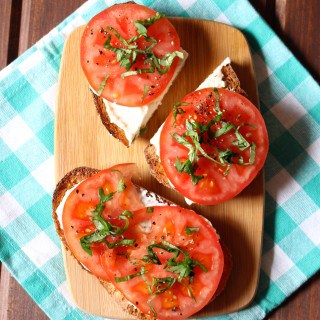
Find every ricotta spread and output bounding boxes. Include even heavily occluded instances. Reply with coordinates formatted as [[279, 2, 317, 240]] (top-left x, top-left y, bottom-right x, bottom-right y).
[[150, 57, 231, 205], [56, 183, 172, 231], [91, 49, 188, 145]]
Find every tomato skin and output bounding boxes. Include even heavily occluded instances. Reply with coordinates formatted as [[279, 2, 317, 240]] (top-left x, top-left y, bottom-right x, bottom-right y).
[[160, 88, 269, 205], [62, 164, 144, 280], [80, 3, 181, 107], [104, 206, 224, 320]]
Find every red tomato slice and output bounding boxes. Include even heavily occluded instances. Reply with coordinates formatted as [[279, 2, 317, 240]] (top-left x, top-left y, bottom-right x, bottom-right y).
[[103, 206, 224, 320], [160, 88, 269, 205], [80, 3, 181, 106], [62, 164, 144, 280]]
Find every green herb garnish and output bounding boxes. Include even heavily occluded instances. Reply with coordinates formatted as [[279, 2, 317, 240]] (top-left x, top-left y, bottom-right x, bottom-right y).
[[146, 207, 154, 213], [142, 84, 149, 103], [117, 178, 127, 192], [172, 102, 188, 126], [79, 188, 134, 255], [213, 87, 222, 115], [103, 13, 184, 78], [97, 73, 110, 96], [115, 269, 148, 283], [185, 227, 199, 235], [134, 12, 165, 36]]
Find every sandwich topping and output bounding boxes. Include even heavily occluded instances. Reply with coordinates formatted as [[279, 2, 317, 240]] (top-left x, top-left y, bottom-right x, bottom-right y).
[[60, 164, 226, 319], [81, 3, 184, 107], [160, 88, 269, 205]]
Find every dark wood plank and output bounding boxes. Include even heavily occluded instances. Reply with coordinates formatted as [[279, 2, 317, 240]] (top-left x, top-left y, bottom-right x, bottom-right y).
[[19, 0, 86, 54], [0, 265, 48, 320], [277, 0, 320, 82], [251, 0, 320, 82], [0, 0, 13, 68]]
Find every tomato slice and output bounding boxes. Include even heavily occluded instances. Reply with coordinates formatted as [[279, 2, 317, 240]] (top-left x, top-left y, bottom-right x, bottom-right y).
[[62, 164, 144, 280], [160, 88, 269, 205], [103, 206, 224, 320], [80, 3, 182, 106]]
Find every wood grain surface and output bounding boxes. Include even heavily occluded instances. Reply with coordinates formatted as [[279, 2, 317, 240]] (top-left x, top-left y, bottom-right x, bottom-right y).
[[55, 19, 262, 319], [0, 1, 319, 320]]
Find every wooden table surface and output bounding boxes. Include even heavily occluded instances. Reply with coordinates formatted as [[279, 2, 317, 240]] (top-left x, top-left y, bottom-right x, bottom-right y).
[[0, 0, 319, 319]]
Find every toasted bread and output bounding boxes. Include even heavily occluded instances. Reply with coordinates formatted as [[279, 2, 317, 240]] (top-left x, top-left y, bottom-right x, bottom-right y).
[[92, 93, 131, 147], [52, 167, 231, 319], [144, 61, 246, 189], [90, 49, 188, 147], [52, 167, 174, 320]]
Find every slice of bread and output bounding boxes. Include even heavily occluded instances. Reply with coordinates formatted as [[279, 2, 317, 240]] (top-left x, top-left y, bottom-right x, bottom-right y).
[[52, 167, 174, 320], [52, 167, 231, 319], [91, 50, 188, 147], [144, 60, 246, 189]]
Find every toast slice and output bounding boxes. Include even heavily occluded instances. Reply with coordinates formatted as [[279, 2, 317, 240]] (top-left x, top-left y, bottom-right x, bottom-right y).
[[144, 59, 246, 189], [52, 167, 174, 320], [52, 167, 231, 319], [91, 50, 188, 147]]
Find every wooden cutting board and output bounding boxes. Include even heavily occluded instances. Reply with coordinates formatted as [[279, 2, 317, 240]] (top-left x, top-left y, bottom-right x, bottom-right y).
[[55, 18, 264, 318]]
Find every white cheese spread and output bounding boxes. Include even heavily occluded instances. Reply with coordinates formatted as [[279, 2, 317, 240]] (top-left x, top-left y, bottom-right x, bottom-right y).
[[56, 184, 173, 231], [150, 57, 231, 205], [91, 49, 188, 145], [56, 182, 82, 228]]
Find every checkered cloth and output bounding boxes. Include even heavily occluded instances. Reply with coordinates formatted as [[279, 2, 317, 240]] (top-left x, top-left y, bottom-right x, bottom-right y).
[[0, 0, 319, 319]]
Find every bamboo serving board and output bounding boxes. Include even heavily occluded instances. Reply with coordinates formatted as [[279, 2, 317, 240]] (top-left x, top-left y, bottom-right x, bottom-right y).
[[55, 18, 264, 318]]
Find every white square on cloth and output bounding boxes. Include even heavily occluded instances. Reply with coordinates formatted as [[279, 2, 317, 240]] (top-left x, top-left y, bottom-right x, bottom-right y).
[[262, 244, 295, 281], [22, 231, 59, 268], [0, 115, 34, 152], [0, 192, 24, 228], [266, 168, 301, 205], [270, 93, 307, 129], [299, 210, 320, 246]]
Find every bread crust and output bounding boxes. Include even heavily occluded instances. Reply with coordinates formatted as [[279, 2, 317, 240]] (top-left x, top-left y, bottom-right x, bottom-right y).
[[144, 63, 247, 188], [92, 92, 130, 147], [52, 167, 167, 320]]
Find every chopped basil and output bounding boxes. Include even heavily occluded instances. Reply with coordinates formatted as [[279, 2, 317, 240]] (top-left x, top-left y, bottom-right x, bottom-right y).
[[186, 284, 196, 301], [142, 241, 207, 283], [249, 142, 256, 164], [213, 87, 222, 115], [97, 74, 110, 96], [146, 207, 154, 213], [98, 188, 115, 202], [142, 84, 149, 103], [232, 123, 256, 151], [134, 12, 165, 36], [103, 13, 184, 78], [171, 110, 257, 183], [175, 157, 203, 185], [213, 122, 235, 138], [172, 102, 188, 126], [151, 277, 176, 295], [185, 227, 199, 235], [105, 238, 136, 249], [117, 178, 127, 192], [79, 188, 134, 255], [147, 298, 157, 318], [115, 269, 148, 283]]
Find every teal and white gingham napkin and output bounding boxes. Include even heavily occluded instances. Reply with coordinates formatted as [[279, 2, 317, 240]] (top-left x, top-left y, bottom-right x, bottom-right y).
[[1, 0, 319, 319]]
